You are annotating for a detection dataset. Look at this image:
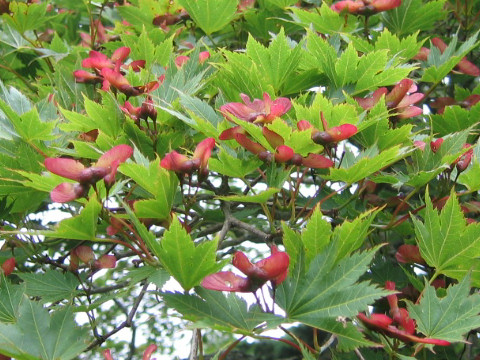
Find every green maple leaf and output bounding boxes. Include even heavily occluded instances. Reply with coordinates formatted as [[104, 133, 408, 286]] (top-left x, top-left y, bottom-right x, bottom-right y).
[[177, 0, 238, 35], [381, 0, 447, 36], [19, 271, 79, 303], [413, 189, 480, 284], [162, 288, 283, 333], [154, 216, 223, 291], [0, 278, 24, 323], [246, 29, 303, 92], [0, 298, 88, 360], [40, 196, 101, 241], [276, 244, 387, 350], [407, 275, 480, 342]]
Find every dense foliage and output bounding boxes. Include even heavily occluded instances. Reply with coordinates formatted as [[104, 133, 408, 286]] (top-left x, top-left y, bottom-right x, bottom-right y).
[[0, 0, 480, 359]]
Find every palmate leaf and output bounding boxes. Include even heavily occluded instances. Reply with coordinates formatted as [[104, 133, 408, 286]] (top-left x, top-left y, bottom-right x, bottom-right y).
[[433, 103, 480, 137], [325, 146, 408, 184], [459, 162, 480, 192], [216, 52, 268, 100], [333, 208, 379, 261], [413, 190, 480, 285], [0, 277, 25, 323], [410, 129, 469, 173], [290, 4, 359, 34], [154, 217, 223, 291], [42, 196, 102, 241], [277, 245, 387, 350], [216, 188, 280, 204], [381, 0, 447, 36], [162, 288, 283, 333], [277, 245, 387, 319], [293, 92, 358, 130], [178, 0, 238, 35], [209, 148, 262, 178], [282, 208, 378, 268], [119, 158, 178, 220], [300, 207, 332, 265], [420, 31, 479, 83], [374, 29, 423, 61], [0, 97, 56, 143], [0, 300, 88, 360], [1, 1, 49, 34], [19, 271, 79, 303], [246, 29, 303, 92], [407, 275, 480, 342]]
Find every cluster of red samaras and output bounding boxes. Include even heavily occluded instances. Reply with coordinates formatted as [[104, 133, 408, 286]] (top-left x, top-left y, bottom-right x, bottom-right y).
[[160, 137, 216, 178], [44, 144, 133, 203], [1, 257, 15, 277], [70, 245, 116, 271], [331, 0, 401, 15], [358, 281, 450, 346], [219, 93, 357, 169], [73, 47, 160, 97], [201, 246, 289, 293], [356, 79, 424, 120]]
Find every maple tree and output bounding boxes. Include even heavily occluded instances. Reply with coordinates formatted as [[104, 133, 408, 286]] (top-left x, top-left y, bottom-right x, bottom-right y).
[[0, 0, 480, 359]]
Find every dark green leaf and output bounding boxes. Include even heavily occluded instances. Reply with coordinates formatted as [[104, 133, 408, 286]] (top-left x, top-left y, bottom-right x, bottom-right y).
[[163, 288, 283, 333], [19, 271, 79, 303]]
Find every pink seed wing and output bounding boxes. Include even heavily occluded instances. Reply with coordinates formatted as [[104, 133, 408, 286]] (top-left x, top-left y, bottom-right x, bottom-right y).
[[44, 158, 85, 181]]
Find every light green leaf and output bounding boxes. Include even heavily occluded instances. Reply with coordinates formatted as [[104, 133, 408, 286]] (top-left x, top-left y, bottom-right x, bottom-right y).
[[0, 99, 56, 142], [83, 95, 123, 140], [178, 0, 238, 35], [246, 29, 303, 92], [216, 188, 280, 204], [432, 105, 478, 136], [335, 42, 358, 87], [374, 29, 422, 60], [2, 2, 49, 33], [155, 217, 222, 291], [44, 196, 102, 241], [408, 275, 480, 342], [282, 222, 302, 271], [117, 2, 157, 31], [290, 5, 358, 34], [59, 107, 98, 134], [325, 146, 407, 184], [413, 190, 480, 284], [306, 31, 336, 85], [154, 36, 174, 66], [179, 93, 223, 129], [459, 162, 480, 191], [119, 158, 178, 220], [301, 207, 332, 265], [334, 209, 379, 261], [209, 149, 262, 178]]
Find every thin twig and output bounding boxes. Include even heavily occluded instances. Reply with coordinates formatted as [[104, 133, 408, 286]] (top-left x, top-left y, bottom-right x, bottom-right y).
[[354, 348, 366, 360], [86, 281, 149, 350], [189, 328, 201, 360], [319, 334, 336, 355]]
